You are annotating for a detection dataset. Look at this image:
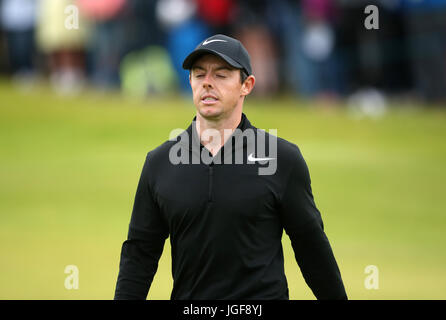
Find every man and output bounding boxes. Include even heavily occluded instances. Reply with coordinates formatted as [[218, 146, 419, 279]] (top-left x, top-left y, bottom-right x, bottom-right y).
[[114, 34, 347, 300]]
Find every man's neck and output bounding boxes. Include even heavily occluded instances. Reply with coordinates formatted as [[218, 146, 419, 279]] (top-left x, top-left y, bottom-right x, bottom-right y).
[[195, 111, 242, 156]]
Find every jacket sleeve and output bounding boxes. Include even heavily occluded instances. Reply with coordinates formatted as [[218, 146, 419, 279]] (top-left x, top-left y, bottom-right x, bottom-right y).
[[114, 153, 169, 300], [279, 149, 347, 300]]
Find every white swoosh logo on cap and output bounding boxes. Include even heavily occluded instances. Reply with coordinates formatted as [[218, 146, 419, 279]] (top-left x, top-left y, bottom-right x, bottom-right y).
[[202, 39, 227, 45], [248, 153, 276, 162]]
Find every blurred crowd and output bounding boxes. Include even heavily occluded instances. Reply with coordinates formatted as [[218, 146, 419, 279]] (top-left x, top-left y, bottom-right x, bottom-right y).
[[0, 0, 445, 104]]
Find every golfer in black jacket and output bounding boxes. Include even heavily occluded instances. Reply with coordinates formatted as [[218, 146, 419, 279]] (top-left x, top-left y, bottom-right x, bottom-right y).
[[114, 34, 347, 300]]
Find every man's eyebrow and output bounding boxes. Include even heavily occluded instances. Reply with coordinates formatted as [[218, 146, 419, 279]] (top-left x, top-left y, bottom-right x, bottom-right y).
[[214, 66, 233, 71]]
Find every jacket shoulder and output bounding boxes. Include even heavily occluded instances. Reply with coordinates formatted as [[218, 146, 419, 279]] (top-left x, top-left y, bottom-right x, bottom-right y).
[[143, 131, 186, 168], [274, 134, 310, 179], [273, 134, 305, 162]]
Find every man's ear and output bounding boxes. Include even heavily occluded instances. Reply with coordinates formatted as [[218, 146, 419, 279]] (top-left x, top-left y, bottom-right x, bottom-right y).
[[241, 75, 255, 96]]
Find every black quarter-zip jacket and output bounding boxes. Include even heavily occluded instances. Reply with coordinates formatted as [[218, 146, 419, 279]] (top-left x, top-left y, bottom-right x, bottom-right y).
[[114, 113, 347, 300]]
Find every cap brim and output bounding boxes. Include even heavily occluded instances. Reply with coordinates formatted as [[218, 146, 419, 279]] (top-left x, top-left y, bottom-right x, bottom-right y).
[[182, 48, 244, 72]]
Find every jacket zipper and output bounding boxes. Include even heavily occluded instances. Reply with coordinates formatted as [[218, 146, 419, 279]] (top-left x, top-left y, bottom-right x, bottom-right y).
[[208, 164, 213, 202]]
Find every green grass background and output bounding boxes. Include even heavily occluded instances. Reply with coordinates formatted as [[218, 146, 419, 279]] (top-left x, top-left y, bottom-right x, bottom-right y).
[[1, 80, 445, 299]]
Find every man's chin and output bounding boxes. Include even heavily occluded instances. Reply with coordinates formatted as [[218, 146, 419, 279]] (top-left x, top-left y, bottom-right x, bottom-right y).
[[198, 107, 224, 120]]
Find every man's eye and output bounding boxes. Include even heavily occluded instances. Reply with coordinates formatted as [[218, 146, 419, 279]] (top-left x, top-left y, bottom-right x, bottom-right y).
[[216, 74, 226, 78], [195, 74, 204, 78]]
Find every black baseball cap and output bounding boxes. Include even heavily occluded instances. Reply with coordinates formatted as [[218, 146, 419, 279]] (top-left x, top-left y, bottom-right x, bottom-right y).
[[182, 34, 252, 76]]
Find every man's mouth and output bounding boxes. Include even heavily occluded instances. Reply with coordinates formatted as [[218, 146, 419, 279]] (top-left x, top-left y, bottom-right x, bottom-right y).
[[201, 94, 219, 105]]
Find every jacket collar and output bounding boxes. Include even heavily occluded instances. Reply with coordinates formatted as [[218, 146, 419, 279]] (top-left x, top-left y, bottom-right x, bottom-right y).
[[177, 113, 255, 162]]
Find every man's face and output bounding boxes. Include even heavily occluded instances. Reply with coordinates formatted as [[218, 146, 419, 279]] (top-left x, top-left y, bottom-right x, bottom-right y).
[[189, 54, 246, 120]]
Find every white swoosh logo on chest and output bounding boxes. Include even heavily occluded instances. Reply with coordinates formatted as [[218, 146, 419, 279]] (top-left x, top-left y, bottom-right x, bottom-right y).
[[248, 153, 276, 162]]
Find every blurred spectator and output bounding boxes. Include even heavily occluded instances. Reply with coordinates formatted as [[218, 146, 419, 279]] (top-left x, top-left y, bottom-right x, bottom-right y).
[[124, 0, 166, 51], [157, 0, 210, 94], [36, 0, 90, 94], [268, 0, 344, 99], [236, 24, 279, 96], [400, 0, 446, 103], [337, 0, 412, 97], [195, 0, 236, 34], [79, 0, 164, 90], [0, 0, 38, 77], [296, 0, 344, 99], [78, 0, 127, 89], [233, 0, 279, 96], [120, 45, 177, 98]]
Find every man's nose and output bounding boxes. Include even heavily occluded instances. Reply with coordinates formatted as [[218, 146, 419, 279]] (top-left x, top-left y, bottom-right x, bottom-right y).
[[202, 73, 213, 88]]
